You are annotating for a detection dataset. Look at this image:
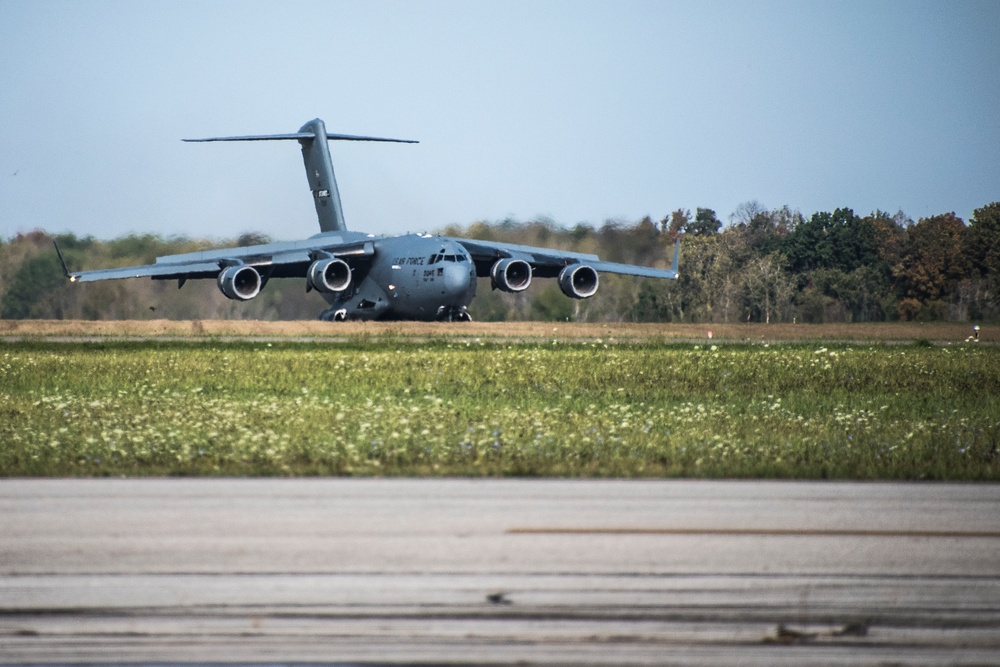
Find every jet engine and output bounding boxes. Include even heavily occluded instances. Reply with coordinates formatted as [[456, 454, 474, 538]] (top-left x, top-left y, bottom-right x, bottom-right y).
[[490, 258, 532, 292], [217, 265, 262, 301], [558, 263, 599, 299], [307, 257, 352, 293]]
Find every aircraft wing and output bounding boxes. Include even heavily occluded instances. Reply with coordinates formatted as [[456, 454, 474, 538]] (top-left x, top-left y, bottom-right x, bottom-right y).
[[62, 234, 375, 283], [452, 237, 680, 280]]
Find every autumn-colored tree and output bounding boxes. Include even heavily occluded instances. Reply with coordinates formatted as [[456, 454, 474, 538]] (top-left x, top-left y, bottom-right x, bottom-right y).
[[661, 208, 690, 243], [730, 201, 801, 258], [865, 210, 907, 269], [893, 213, 967, 319]]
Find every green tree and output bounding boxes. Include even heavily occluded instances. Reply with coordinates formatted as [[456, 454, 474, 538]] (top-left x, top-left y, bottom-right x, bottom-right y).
[[782, 208, 879, 274], [965, 202, 1000, 279], [685, 208, 721, 236], [794, 265, 892, 323], [633, 234, 717, 322], [1, 252, 67, 318], [782, 210, 834, 272], [961, 202, 1000, 320], [632, 230, 747, 323], [627, 216, 664, 268], [528, 282, 575, 321]]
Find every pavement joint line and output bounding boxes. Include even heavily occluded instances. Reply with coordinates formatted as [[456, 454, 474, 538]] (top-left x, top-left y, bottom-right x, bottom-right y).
[[506, 528, 1000, 539]]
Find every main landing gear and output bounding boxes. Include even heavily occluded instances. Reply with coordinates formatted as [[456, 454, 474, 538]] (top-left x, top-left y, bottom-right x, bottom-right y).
[[319, 307, 349, 322], [437, 306, 472, 322]]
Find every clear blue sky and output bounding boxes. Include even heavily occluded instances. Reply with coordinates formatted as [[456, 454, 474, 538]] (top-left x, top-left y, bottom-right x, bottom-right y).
[[2, 0, 998, 241]]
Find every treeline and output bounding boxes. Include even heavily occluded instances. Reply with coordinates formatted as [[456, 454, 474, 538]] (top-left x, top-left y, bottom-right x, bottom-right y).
[[2, 201, 998, 323]]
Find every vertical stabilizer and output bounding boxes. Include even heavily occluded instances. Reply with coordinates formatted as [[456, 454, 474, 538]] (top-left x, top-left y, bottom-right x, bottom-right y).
[[298, 119, 347, 232], [183, 119, 417, 233]]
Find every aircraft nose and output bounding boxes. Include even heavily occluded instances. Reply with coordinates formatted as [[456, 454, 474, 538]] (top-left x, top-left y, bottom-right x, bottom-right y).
[[442, 262, 471, 296]]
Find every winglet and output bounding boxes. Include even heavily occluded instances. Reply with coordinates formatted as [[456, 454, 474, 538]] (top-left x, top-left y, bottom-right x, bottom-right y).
[[669, 237, 681, 276], [53, 240, 76, 281]]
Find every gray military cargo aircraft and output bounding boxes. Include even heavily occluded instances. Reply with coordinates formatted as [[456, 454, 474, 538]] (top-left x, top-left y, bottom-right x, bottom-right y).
[[59, 118, 679, 321]]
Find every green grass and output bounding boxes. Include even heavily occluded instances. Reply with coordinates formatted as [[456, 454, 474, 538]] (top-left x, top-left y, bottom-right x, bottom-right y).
[[1, 340, 998, 479]]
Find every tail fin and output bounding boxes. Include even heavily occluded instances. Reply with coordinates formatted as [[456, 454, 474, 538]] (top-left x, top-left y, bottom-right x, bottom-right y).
[[297, 118, 345, 233], [184, 118, 417, 233]]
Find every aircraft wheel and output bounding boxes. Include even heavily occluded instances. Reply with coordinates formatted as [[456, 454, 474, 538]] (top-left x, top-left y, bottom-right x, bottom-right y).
[[444, 308, 472, 322], [319, 307, 349, 322]]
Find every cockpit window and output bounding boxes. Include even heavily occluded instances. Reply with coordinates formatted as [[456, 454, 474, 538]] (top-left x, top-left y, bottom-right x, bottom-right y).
[[429, 251, 469, 264]]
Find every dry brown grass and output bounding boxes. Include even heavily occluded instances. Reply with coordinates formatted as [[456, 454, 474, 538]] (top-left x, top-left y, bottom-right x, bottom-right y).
[[0, 319, 992, 342]]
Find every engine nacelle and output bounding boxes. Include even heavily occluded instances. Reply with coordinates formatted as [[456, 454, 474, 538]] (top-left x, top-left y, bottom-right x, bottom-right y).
[[308, 257, 352, 293], [490, 258, 532, 292], [558, 263, 599, 299], [216, 265, 262, 301]]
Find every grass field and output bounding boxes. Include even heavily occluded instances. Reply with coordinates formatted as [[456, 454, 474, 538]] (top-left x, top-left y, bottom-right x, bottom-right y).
[[2, 328, 997, 479]]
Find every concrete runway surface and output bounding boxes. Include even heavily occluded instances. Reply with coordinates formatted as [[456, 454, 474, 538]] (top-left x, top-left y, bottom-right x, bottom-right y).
[[1, 479, 998, 665]]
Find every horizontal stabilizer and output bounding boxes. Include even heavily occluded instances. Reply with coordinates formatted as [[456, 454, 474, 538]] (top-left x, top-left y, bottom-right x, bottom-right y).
[[184, 132, 417, 144]]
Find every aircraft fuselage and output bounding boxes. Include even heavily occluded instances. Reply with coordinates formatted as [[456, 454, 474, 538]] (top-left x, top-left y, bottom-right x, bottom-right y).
[[321, 235, 477, 321]]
